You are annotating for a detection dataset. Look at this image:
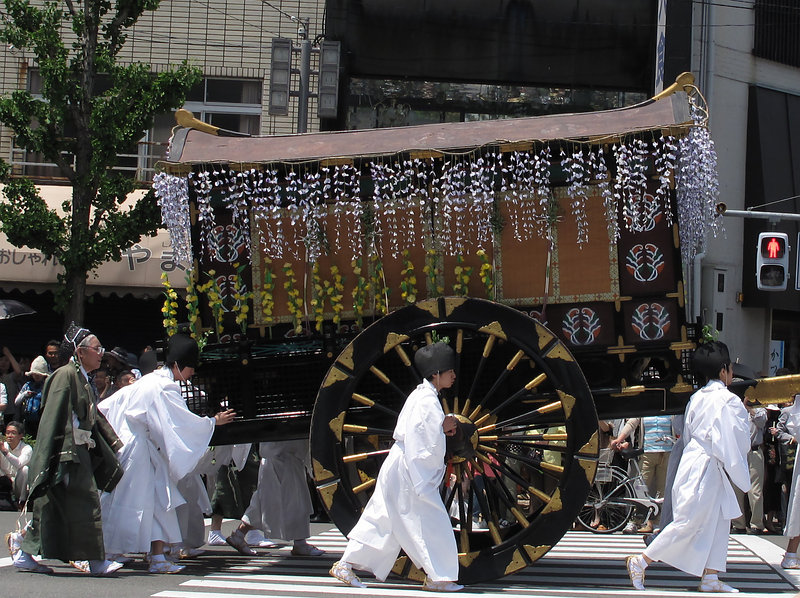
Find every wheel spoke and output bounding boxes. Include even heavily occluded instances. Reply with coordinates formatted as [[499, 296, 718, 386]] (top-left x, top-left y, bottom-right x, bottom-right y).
[[369, 365, 410, 402], [473, 373, 548, 425], [493, 447, 564, 480], [342, 448, 392, 464], [351, 393, 400, 417], [476, 452, 552, 506], [483, 397, 563, 430], [343, 423, 395, 436], [464, 334, 498, 409]]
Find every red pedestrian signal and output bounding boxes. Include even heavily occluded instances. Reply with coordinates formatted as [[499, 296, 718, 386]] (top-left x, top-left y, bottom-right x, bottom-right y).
[[760, 235, 786, 259], [756, 232, 789, 291]]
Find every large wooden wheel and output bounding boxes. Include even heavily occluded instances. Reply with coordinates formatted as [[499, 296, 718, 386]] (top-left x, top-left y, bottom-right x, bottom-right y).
[[310, 297, 599, 584]]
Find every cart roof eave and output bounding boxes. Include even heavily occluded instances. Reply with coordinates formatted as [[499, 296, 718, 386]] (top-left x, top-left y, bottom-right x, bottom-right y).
[[163, 92, 694, 172]]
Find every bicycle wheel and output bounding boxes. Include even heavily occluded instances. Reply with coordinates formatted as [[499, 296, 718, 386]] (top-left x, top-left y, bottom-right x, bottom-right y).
[[576, 465, 634, 533]]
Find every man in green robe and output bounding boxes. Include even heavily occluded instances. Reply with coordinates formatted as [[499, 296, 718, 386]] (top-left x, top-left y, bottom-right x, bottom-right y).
[[10, 324, 124, 576]]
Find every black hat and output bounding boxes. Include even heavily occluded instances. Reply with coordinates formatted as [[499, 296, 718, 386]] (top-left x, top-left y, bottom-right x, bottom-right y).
[[414, 342, 456, 379], [166, 333, 199, 370], [63, 322, 92, 351], [106, 347, 135, 369]]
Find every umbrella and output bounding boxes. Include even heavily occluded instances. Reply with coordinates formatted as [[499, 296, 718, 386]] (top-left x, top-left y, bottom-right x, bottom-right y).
[[0, 299, 36, 319]]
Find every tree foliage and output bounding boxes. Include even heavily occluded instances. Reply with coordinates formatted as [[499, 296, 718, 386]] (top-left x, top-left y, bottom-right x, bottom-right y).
[[0, 0, 201, 325]]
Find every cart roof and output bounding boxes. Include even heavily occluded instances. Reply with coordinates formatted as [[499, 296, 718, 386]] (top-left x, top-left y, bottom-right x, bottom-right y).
[[163, 91, 693, 172]]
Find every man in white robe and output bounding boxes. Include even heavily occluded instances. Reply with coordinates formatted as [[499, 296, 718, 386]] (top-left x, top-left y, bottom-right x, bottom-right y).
[[329, 342, 462, 592], [99, 333, 234, 573], [626, 341, 750, 593]]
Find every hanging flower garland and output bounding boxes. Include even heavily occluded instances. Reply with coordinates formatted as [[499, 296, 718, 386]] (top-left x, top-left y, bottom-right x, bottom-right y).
[[675, 100, 721, 265], [399, 249, 418, 304], [588, 147, 618, 242], [452, 254, 473, 297], [310, 261, 326, 333], [230, 262, 252, 335], [561, 147, 590, 247], [369, 252, 389, 316], [196, 270, 225, 342], [259, 257, 276, 334], [655, 135, 679, 227], [477, 249, 494, 299], [282, 262, 305, 334], [423, 248, 444, 298], [329, 265, 345, 327], [351, 258, 370, 329], [184, 269, 202, 340], [160, 272, 179, 337], [153, 172, 192, 264]]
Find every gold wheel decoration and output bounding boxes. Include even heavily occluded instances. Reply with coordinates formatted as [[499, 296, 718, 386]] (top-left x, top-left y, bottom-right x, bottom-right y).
[[311, 297, 598, 584]]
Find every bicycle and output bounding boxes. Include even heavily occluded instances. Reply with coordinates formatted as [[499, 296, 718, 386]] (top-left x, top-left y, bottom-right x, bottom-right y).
[[576, 446, 663, 533]]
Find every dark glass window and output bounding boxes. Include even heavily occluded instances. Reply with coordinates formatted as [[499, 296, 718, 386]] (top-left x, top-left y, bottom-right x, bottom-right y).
[[754, 0, 800, 67]]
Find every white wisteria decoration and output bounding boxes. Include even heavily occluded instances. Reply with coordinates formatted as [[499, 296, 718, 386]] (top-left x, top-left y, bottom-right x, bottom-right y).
[[153, 172, 192, 264], [561, 147, 590, 247], [675, 101, 721, 265], [155, 118, 720, 268]]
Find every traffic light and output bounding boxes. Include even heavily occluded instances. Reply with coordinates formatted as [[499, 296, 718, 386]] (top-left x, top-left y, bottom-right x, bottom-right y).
[[318, 41, 340, 119], [268, 38, 292, 117], [756, 232, 790, 291]]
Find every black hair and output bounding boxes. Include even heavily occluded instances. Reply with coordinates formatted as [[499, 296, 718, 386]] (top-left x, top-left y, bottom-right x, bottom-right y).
[[692, 340, 731, 386], [5, 420, 24, 435]]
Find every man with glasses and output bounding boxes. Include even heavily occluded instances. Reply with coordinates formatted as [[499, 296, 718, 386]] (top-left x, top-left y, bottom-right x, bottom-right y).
[[8, 323, 124, 576]]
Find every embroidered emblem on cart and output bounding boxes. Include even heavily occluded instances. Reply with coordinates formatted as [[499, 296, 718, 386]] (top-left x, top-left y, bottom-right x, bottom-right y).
[[631, 303, 671, 340], [209, 223, 248, 263], [562, 307, 602, 345], [626, 243, 665, 282]]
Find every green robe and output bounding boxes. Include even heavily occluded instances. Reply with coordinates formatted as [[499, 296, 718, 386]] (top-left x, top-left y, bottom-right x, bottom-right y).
[[21, 360, 123, 562]]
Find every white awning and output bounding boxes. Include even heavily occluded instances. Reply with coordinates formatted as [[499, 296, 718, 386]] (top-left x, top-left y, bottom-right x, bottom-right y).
[[0, 185, 188, 298]]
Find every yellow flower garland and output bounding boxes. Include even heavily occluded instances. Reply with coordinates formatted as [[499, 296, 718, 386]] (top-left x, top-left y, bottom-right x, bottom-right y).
[[282, 262, 304, 334], [452, 254, 474, 297], [369, 253, 389, 316], [230, 262, 252, 336], [310, 262, 325, 333], [477, 249, 494, 299], [423, 248, 444, 297], [197, 269, 225, 341], [329, 264, 345, 327], [399, 249, 417, 304], [184, 269, 201, 339], [259, 257, 276, 334], [351, 258, 370, 329], [160, 272, 179, 337]]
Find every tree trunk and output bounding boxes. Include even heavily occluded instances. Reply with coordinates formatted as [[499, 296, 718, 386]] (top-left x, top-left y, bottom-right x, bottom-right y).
[[63, 268, 87, 329]]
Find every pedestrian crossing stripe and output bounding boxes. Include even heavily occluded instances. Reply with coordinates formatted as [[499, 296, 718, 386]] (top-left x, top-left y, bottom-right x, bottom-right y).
[[150, 530, 798, 598]]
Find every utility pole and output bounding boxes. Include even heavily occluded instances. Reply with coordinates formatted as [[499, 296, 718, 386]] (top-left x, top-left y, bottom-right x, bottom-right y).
[[296, 19, 311, 134], [268, 19, 340, 134]]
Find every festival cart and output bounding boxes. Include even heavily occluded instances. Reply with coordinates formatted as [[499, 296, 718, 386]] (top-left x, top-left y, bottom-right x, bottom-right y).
[[154, 73, 748, 582]]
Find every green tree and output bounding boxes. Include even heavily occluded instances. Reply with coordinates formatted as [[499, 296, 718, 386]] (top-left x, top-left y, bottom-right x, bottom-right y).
[[0, 0, 201, 326]]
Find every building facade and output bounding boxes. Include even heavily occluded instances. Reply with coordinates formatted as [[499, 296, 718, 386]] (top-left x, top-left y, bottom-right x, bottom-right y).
[[2, 0, 797, 374], [693, 0, 800, 374]]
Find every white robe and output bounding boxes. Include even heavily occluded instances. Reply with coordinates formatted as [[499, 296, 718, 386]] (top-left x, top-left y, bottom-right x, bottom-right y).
[[644, 380, 750, 576], [99, 368, 216, 554], [242, 439, 313, 540], [341, 379, 458, 582], [782, 401, 800, 538]]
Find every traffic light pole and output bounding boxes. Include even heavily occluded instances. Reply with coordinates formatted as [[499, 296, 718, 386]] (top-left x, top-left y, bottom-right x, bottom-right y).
[[297, 21, 311, 134], [716, 203, 800, 223]]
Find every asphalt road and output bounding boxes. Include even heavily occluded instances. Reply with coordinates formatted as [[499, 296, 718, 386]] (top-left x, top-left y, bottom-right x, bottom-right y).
[[0, 510, 795, 598]]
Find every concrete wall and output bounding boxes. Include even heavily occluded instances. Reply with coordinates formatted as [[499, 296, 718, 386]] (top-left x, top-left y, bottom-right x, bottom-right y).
[[0, 0, 328, 164], [693, 1, 800, 373]]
